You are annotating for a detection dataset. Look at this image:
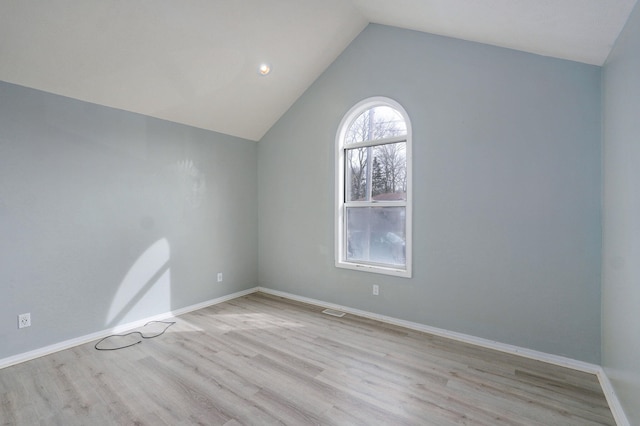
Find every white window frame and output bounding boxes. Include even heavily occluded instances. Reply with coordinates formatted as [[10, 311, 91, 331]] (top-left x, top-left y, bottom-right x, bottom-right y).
[[335, 97, 412, 278]]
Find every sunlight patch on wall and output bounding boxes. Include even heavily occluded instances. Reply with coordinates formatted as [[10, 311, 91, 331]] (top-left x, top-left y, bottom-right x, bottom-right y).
[[106, 238, 171, 327], [168, 159, 206, 210]]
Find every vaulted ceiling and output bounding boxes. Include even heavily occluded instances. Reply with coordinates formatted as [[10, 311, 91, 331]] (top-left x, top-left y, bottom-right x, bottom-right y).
[[0, 0, 636, 141]]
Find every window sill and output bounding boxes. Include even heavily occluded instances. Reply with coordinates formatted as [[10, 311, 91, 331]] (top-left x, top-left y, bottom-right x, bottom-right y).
[[336, 260, 412, 278]]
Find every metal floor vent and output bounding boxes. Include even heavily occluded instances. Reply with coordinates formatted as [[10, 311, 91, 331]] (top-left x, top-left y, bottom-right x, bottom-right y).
[[322, 308, 346, 318]]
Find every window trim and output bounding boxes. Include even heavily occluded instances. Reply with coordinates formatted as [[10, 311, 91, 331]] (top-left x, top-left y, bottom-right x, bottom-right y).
[[335, 97, 412, 278]]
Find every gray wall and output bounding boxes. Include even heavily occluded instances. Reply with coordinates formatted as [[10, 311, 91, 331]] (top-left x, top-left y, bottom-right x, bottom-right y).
[[258, 24, 602, 363], [602, 2, 640, 423], [0, 81, 258, 360]]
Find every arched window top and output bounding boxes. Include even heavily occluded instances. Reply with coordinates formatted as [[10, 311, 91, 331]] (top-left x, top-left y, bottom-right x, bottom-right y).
[[340, 97, 410, 146], [345, 105, 407, 145]]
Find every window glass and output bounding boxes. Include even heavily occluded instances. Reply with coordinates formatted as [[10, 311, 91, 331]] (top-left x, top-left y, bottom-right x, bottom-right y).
[[345, 106, 407, 144], [346, 207, 406, 266], [371, 142, 407, 201], [346, 147, 369, 202]]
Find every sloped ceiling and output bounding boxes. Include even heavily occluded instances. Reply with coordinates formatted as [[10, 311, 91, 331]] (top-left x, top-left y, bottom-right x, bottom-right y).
[[0, 0, 636, 141]]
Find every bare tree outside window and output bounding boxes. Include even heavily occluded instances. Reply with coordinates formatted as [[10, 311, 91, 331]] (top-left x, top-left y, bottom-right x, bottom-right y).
[[346, 147, 368, 201], [373, 142, 406, 199]]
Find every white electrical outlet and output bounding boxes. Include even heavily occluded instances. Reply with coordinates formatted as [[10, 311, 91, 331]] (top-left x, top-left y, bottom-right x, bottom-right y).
[[217, 272, 223, 282], [18, 313, 31, 329], [373, 285, 379, 296]]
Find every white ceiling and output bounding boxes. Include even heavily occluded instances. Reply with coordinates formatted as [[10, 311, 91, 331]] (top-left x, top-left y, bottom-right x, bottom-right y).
[[0, 0, 636, 141]]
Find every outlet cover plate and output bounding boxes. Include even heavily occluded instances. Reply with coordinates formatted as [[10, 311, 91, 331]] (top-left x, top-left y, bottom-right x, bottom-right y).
[[18, 313, 31, 328]]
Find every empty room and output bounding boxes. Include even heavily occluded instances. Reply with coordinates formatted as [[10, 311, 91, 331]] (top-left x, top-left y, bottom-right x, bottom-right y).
[[1, 1, 639, 424]]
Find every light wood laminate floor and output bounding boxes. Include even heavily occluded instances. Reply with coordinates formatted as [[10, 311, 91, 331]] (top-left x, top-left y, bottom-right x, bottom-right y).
[[0, 292, 615, 425]]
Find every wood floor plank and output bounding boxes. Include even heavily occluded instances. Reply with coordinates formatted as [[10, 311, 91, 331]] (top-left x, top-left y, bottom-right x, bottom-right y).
[[0, 292, 616, 425]]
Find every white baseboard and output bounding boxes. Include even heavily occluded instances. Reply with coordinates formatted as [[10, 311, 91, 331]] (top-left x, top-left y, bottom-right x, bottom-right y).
[[596, 369, 631, 426], [256, 286, 630, 426], [0, 287, 258, 370]]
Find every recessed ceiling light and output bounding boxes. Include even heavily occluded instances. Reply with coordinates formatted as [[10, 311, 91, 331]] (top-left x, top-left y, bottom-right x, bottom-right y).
[[258, 63, 271, 76]]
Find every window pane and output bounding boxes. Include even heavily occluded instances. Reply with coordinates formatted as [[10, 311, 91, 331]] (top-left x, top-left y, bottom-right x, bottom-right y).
[[346, 106, 407, 144], [346, 147, 368, 201], [346, 207, 406, 266], [347, 141, 407, 203], [372, 142, 407, 201]]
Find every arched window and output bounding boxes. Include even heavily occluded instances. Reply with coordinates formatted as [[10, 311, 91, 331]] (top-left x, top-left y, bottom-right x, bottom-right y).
[[335, 97, 412, 277]]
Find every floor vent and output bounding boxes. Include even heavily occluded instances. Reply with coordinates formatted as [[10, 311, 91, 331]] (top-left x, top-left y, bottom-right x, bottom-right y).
[[322, 308, 346, 318]]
